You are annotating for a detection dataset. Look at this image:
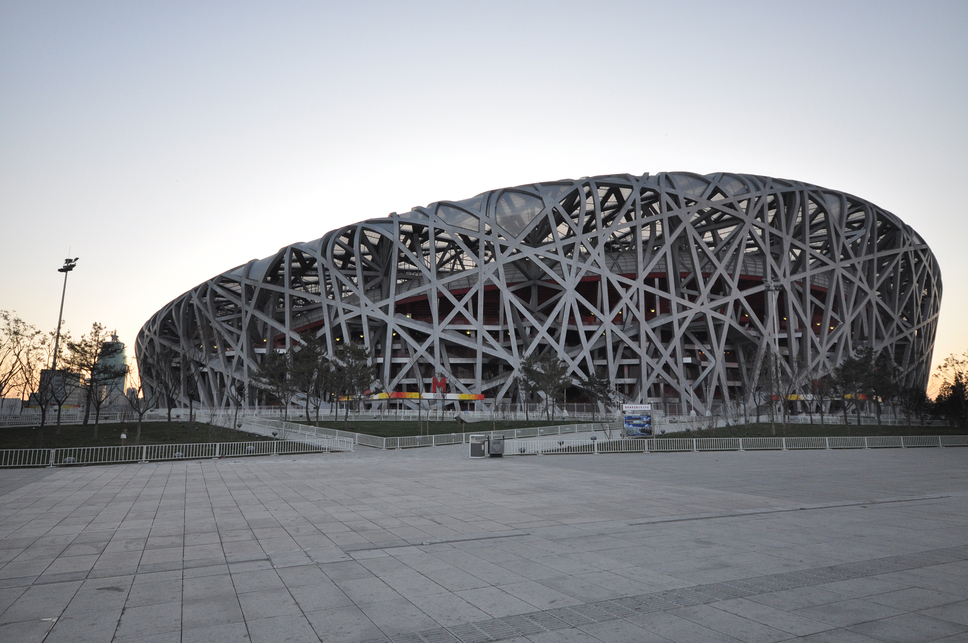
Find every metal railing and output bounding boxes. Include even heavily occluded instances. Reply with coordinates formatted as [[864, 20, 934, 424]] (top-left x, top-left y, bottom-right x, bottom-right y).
[[784, 437, 831, 450], [0, 449, 52, 468], [1, 406, 612, 425], [4, 405, 952, 432], [0, 436, 354, 469], [231, 416, 611, 450], [503, 435, 968, 456]]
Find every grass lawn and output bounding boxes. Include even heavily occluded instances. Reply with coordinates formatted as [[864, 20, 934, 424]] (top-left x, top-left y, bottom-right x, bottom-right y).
[[294, 417, 963, 439], [3, 417, 961, 451], [1, 418, 604, 450], [0, 421, 264, 450]]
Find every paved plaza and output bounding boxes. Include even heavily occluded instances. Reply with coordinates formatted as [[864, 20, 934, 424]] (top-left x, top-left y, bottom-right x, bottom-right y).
[[1, 444, 967, 642]]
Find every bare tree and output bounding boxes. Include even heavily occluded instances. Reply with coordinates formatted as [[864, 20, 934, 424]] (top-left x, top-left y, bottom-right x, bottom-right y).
[[68, 323, 127, 438], [44, 328, 79, 432], [0, 311, 42, 408], [143, 345, 182, 440], [0, 311, 19, 403], [933, 351, 968, 429], [124, 359, 154, 444], [17, 328, 54, 445], [223, 379, 247, 434], [2, 317, 78, 439]]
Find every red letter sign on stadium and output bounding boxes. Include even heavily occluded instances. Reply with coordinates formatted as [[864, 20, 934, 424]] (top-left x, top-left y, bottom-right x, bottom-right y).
[[432, 376, 446, 393]]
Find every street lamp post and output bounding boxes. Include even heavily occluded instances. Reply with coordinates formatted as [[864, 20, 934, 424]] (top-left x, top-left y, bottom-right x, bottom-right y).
[[50, 257, 79, 375]]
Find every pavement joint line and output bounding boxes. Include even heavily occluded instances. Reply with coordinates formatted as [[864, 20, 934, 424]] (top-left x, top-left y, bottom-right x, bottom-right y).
[[345, 530, 530, 553], [362, 543, 968, 643], [627, 493, 949, 526], [0, 558, 246, 589]]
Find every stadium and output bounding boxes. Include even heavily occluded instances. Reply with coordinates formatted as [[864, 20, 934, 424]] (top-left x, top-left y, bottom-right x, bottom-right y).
[[137, 172, 942, 417]]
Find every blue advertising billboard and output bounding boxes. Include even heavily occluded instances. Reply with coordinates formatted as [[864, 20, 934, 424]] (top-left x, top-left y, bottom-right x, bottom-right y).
[[622, 404, 653, 437]]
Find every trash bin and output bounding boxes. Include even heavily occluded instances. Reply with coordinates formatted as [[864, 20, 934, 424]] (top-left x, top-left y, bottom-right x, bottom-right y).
[[488, 435, 505, 457], [469, 435, 487, 458]]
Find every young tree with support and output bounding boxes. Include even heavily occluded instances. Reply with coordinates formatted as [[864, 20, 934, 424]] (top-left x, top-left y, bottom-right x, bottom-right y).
[[47, 330, 80, 432], [256, 348, 296, 420], [833, 347, 900, 431], [290, 333, 325, 425], [223, 380, 247, 434], [181, 357, 204, 432], [316, 360, 338, 424], [897, 385, 932, 428], [518, 352, 570, 422], [811, 375, 834, 426], [331, 343, 376, 429], [832, 360, 859, 432], [779, 357, 810, 432], [578, 369, 616, 421], [866, 348, 900, 429], [757, 350, 784, 435], [144, 345, 182, 441], [737, 347, 765, 426]]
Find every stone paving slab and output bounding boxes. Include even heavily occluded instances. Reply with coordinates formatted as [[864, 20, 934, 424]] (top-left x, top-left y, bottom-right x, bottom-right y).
[[0, 446, 966, 641]]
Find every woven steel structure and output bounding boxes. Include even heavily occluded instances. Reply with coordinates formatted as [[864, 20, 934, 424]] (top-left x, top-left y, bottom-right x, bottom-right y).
[[137, 172, 941, 414]]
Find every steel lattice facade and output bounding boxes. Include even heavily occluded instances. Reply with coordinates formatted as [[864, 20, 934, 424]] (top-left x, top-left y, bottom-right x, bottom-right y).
[[137, 172, 942, 415]]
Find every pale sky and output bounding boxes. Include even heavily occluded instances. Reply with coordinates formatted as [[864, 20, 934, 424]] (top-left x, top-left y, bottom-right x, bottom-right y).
[[2, 1, 966, 393]]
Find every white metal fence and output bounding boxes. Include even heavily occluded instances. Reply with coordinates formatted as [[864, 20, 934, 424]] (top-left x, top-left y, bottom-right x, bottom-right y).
[[0, 436, 355, 469], [503, 435, 968, 456], [0, 409, 233, 428]]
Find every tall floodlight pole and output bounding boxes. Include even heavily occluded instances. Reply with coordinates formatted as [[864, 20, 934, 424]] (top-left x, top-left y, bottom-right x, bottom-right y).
[[50, 257, 79, 374]]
